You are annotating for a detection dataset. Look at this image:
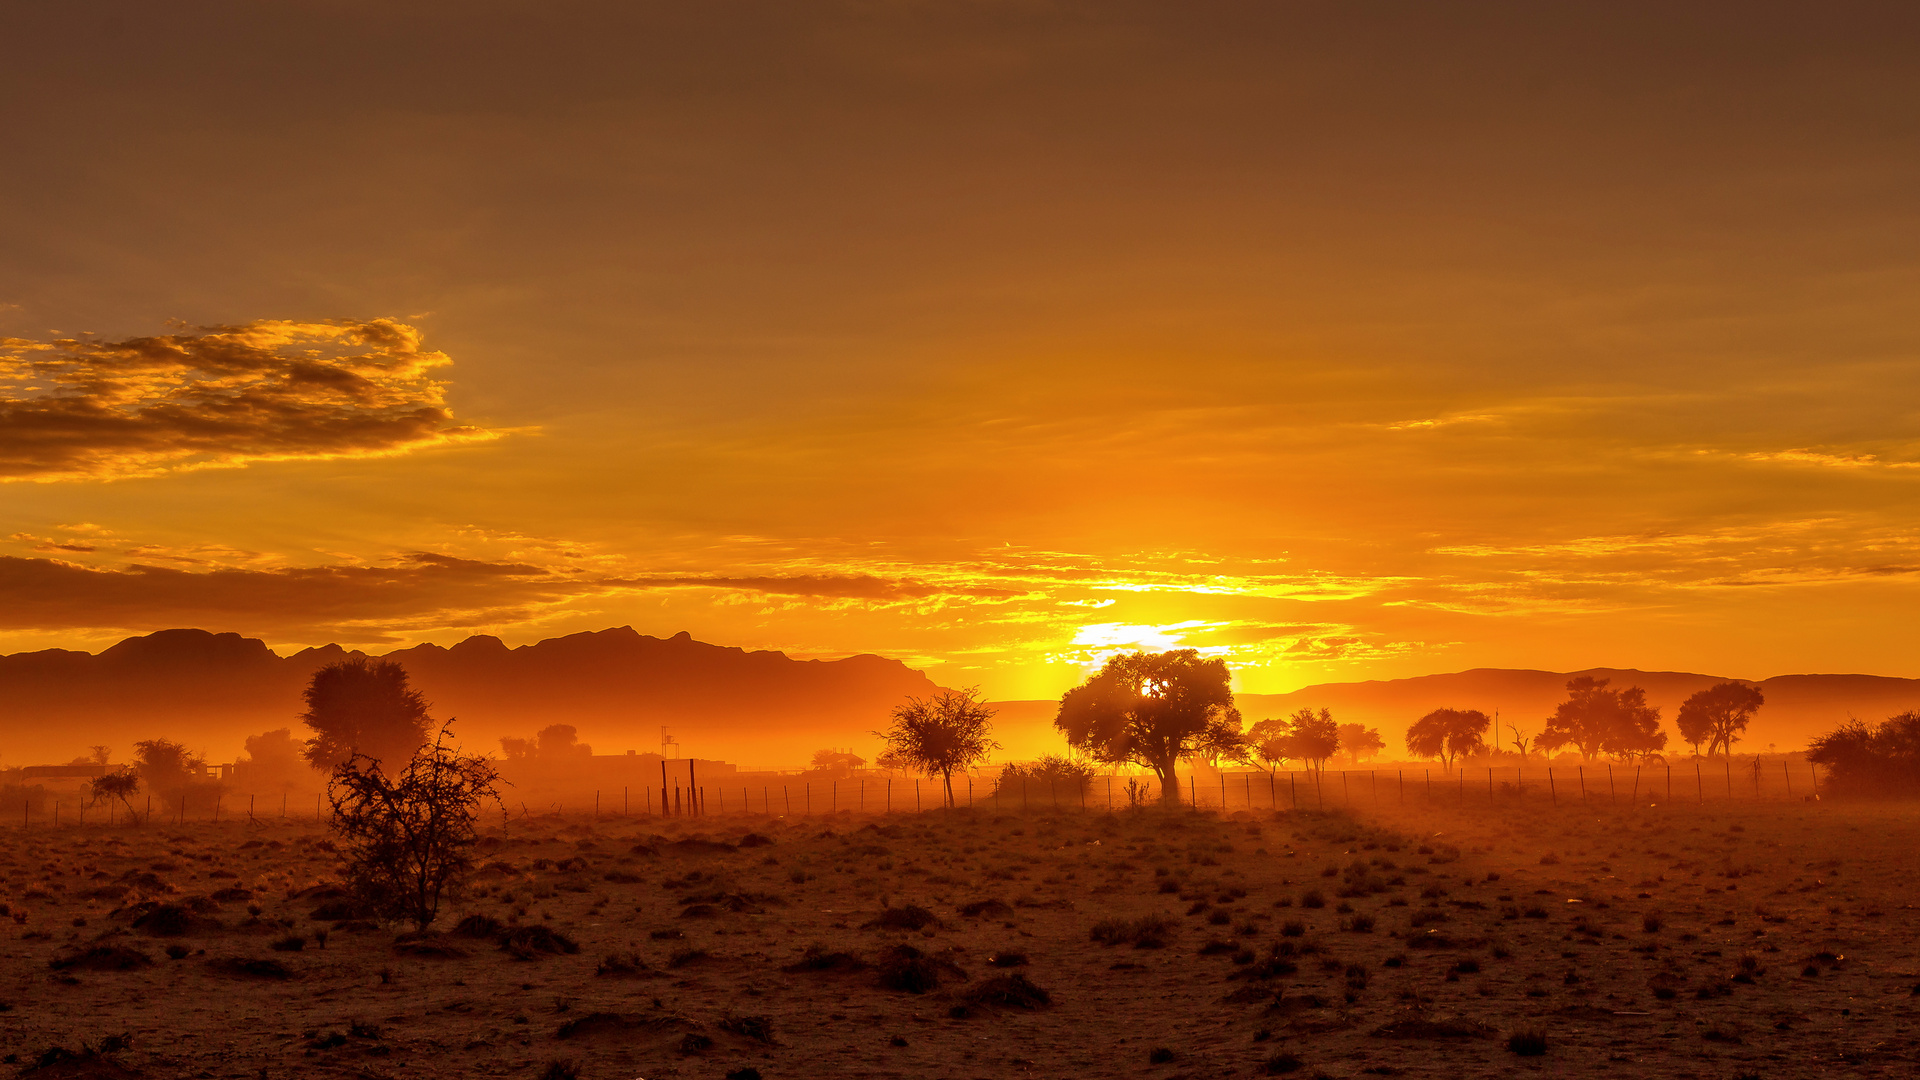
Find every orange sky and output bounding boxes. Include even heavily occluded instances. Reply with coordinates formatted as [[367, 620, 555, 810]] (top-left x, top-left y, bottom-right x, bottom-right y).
[[2, 2, 1918, 701]]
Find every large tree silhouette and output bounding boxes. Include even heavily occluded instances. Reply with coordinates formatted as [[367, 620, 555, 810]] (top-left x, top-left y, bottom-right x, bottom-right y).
[[1538, 677, 1666, 762], [875, 688, 997, 807], [1676, 682, 1764, 757], [1405, 708, 1490, 769], [1288, 708, 1340, 772], [301, 658, 433, 772], [1054, 649, 1243, 803]]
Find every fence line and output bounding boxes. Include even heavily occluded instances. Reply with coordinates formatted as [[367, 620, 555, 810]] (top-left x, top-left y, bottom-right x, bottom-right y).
[[3, 758, 1828, 828]]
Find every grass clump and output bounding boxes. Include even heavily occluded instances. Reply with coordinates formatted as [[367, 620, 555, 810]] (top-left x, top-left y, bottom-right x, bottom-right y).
[[1507, 1029, 1548, 1055], [1089, 914, 1177, 949], [966, 973, 1052, 1010]]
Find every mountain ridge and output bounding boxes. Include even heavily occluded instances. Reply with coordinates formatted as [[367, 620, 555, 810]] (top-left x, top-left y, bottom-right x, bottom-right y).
[[0, 626, 939, 766]]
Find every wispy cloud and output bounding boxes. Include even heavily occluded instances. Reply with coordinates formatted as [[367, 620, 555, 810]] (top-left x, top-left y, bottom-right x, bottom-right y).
[[0, 318, 504, 481]]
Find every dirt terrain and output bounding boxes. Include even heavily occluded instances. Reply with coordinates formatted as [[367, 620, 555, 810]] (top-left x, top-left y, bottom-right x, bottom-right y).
[[1, 793, 1916, 1079]]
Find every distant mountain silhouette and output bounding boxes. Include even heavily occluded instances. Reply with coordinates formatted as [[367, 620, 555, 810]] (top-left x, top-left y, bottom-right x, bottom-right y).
[[985, 667, 1920, 760], [0, 627, 940, 766]]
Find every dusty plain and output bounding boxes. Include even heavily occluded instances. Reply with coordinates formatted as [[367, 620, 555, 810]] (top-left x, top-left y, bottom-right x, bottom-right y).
[[1, 791, 1917, 1079]]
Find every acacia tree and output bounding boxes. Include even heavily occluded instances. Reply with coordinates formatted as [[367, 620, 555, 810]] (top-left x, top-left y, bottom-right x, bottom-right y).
[[133, 738, 210, 803], [1537, 677, 1665, 761], [1289, 708, 1340, 772], [1676, 682, 1764, 757], [1054, 649, 1243, 803], [875, 688, 998, 807], [327, 721, 502, 930], [1336, 722, 1386, 765], [1246, 717, 1296, 773], [88, 770, 141, 822], [301, 658, 433, 771], [1405, 708, 1490, 770]]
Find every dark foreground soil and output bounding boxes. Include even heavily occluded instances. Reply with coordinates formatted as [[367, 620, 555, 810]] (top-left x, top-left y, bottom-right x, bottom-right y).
[[1, 793, 1917, 1078]]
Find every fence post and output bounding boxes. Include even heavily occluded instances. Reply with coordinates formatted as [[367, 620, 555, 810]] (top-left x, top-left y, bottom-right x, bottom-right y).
[[1607, 765, 1615, 805], [1695, 761, 1703, 803], [1188, 775, 1197, 809], [1547, 768, 1557, 806], [1783, 760, 1792, 798], [1577, 766, 1586, 804], [1724, 758, 1733, 799], [1290, 773, 1297, 810]]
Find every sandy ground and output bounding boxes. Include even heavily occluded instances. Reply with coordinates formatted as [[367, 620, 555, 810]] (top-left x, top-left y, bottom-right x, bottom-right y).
[[1, 791, 1917, 1079]]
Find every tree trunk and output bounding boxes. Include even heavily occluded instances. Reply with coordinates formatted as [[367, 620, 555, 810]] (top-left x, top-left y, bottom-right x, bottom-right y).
[[1153, 758, 1181, 803], [942, 770, 955, 808]]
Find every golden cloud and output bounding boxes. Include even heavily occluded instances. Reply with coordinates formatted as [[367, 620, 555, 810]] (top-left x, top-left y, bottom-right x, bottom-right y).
[[0, 318, 501, 481]]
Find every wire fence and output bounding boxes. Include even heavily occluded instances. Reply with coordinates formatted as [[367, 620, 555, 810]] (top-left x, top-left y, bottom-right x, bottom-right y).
[[6, 756, 1830, 829]]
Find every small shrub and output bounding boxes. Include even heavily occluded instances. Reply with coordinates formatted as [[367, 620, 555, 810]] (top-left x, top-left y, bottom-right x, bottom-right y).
[[1148, 1047, 1175, 1064], [868, 904, 939, 932], [966, 973, 1052, 1009], [49, 945, 153, 972], [1507, 1029, 1547, 1056], [539, 1059, 581, 1080], [719, 1013, 774, 1042], [1300, 890, 1326, 909], [595, 951, 652, 978], [1263, 1051, 1304, 1074], [877, 945, 945, 993], [453, 913, 504, 938], [499, 926, 579, 960], [783, 946, 866, 973]]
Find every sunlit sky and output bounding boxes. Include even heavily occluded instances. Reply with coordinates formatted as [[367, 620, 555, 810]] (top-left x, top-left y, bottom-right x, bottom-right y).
[[3, 2, 1918, 699]]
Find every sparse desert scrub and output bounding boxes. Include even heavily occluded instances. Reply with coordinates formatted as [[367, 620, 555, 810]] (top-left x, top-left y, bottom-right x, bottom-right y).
[[0, 796, 1902, 1077]]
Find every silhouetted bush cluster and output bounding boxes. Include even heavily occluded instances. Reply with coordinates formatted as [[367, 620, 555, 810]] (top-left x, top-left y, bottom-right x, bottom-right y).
[[991, 755, 1094, 800], [1808, 712, 1920, 797]]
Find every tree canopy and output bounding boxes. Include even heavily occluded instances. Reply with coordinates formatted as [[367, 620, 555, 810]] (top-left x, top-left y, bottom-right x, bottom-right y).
[[301, 658, 433, 772], [1288, 708, 1340, 771], [500, 724, 595, 763], [1675, 682, 1764, 757], [1337, 722, 1386, 764], [1054, 649, 1242, 802], [876, 688, 998, 807], [133, 738, 207, 799], [1537, 677, 1666, 762], [1405, 708, 1490, 768]]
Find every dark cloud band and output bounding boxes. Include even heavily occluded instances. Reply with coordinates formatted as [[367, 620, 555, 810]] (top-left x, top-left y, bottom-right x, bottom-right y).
[[0, 318, 499, 481]]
